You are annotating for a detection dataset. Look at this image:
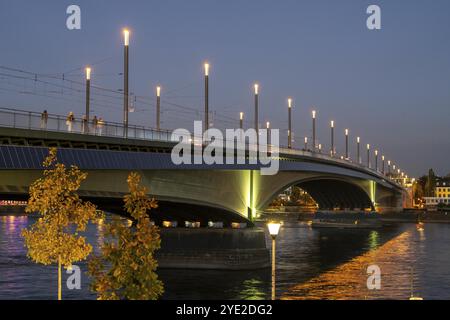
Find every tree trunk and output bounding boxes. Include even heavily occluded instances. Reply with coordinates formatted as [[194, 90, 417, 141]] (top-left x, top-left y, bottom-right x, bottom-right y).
[[58, 255, 62, 300]]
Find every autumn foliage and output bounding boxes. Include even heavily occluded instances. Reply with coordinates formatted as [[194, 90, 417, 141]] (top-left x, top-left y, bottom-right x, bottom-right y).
[[88, 172, 164, 300], [21, 148, 103, 299]]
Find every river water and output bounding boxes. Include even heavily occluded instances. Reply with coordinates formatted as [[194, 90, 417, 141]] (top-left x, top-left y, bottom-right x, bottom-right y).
[[1, 214, 450, 300]]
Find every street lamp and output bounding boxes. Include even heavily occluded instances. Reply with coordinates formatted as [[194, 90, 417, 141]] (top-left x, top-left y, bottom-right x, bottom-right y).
[[345, 129, 349, 160], [382, 155, 385, 174], [375, 150, 378, 172], [204, 62, 210, 131], [85, 67, 91, 133], [304, 136, 308, 151], [367, 144, 370, 168], [357, 137, 361, 164], [254, 83, 259, 145], [239, 112, 244, 130], [266, 121, 270, 145], [312, 110, 316, 152], [330, 120, 335, 157], [123, 28, 130, 137], [388, 160, 391, 175], [288, 98, 292, 149], [267, 222, 281, 300], [156, 86, 161, 131]]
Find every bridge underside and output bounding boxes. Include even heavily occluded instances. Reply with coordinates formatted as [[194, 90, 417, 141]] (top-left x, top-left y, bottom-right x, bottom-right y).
[[295, 179, 373, 210]]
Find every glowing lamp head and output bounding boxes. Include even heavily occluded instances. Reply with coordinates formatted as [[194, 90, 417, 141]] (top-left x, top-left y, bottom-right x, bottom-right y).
[[319, 144, 322, 150], [357, 136, 360, 143], [204, 62, 210, 76], [367, 144, 370, 150], [254, 83, 259, 95], [382, 155, 385, 161], [331, 120, 334, 128], [312, 110, 316, 119], [156, 86, 161, 97], [266, 121, 270, 129], [375, 150, 378, 156], [345, 129, 349, 136], [388, 160, 391, 165], [288, 98, 292, 108], [267, 222, 281, 238], [240, 112, 243, 120], [85, 67, 91, 80], [123, 29, 130, 46], [304, 136, 308, 143]]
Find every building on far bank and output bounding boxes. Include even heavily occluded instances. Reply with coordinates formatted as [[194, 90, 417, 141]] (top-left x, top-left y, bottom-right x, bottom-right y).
[[424, 177, 450, 209]]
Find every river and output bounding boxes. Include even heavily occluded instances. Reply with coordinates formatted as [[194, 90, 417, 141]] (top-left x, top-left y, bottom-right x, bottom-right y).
[[1, 214, 450, 300]]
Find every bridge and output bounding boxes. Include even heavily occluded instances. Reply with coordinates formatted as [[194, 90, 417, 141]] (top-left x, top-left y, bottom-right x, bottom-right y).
[[0, 108, 407, 227]]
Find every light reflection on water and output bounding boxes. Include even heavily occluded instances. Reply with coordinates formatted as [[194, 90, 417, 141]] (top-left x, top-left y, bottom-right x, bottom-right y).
[[1, 215, 450, 300]]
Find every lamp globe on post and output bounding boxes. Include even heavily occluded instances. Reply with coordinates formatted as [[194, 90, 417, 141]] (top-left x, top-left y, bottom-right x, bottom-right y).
[[267, 222, 281, 300]]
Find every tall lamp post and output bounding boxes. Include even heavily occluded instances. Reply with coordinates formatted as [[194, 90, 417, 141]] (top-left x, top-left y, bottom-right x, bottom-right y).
[[345, 129, 349, 160], [123, 29, 130, 138], [267, 222, 281, 300], [85, 67, 91, 133], [330, 120, 335, 157], [288, 98, 292, 149], [204, 63, 210, 132], [254, 83, 259, 145], [266, 121, 270, 145], [239, 112, 244, 129], [312, 110, 316, 152], [357, 137, 361, 164], [367, 144, 370, 168], [156, 86, 161, 131], [375, 150, 378, 172]]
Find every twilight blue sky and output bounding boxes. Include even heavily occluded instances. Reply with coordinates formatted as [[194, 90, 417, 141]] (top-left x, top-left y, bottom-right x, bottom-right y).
[[0, 0, 449, 176]]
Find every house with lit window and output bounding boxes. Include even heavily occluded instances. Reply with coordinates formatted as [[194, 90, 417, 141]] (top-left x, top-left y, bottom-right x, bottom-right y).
[[424, 177, 450, 209]]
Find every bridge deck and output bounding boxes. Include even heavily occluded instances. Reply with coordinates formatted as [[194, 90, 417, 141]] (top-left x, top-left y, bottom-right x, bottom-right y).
[[0, 107, 403, 191]]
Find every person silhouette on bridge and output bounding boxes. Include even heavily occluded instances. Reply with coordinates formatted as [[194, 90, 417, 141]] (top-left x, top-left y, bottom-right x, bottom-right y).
[[81, 115, 88, 134], [66, 112, 75, 132], [97, 117, 104, 136], [40, 110, 48, 129]]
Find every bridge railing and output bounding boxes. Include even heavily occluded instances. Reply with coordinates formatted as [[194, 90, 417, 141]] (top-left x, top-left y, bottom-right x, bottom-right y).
[[0, 107, 173, 142]]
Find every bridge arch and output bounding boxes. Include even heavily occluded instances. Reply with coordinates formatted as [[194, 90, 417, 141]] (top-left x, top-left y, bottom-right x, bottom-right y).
[[260, 176, 375, 211]]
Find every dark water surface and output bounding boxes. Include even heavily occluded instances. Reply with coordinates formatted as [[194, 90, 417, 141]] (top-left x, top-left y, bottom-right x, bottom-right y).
[[1, 215, 450, 300]]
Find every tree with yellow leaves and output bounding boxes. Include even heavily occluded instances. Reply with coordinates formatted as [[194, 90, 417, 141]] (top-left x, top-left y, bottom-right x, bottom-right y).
[[21, 148, 102, 300], [88, 172, 164, 300]]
